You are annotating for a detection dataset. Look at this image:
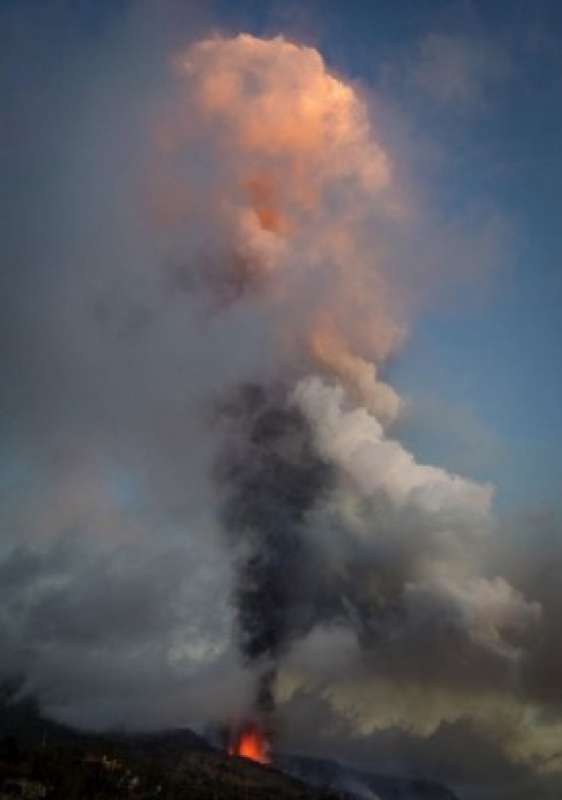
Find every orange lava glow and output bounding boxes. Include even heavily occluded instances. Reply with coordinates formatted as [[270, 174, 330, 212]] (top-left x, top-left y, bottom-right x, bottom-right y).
[[228, 723, 270, 764]]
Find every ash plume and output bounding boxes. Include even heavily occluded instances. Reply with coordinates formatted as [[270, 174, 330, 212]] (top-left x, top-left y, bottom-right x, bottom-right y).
[[214, 383, 333, 715], [162, 32, 537, 723]]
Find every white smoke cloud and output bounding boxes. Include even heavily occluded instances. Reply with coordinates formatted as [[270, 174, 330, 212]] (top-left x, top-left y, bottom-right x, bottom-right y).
[[293, 377, 493, 515], [287, 377, 539, 684]]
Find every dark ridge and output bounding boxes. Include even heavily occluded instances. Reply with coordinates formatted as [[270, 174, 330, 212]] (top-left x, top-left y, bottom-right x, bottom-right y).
[[0, 686, 459, 800]]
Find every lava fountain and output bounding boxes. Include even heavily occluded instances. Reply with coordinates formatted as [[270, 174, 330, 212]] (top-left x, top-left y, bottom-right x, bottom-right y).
[[228, 722, 271, 764]]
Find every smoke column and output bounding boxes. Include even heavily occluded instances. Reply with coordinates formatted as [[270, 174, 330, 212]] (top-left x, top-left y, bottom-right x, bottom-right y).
[[164, 32, 408, 719], [157, 32, 538, 728], [215, 384, 333, 720]]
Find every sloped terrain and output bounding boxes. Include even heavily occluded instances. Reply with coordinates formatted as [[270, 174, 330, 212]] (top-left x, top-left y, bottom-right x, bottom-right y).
[[0, 687, 458, 800], [282, 755, 459, 800]]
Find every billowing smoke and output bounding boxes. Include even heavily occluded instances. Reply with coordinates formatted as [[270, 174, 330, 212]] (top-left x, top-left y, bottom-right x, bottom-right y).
[[162, 33, 405, 426], [155, 32, 539, 730]]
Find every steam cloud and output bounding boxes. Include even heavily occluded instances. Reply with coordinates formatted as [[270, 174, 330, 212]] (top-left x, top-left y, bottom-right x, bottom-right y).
[[2, 8, 562, 798]]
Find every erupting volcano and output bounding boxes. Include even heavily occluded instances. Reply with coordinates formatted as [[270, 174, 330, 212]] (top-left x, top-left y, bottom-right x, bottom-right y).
[[228, 723, 271, 764]]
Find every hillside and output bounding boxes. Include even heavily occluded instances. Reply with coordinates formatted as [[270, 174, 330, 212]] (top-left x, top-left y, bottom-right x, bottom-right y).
[[0, 687, 458, 800]]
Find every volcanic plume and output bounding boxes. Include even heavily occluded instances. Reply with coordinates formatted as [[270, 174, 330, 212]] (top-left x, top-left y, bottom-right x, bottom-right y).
[[167, 32, 412, 727], [158, 32, 539, 734]]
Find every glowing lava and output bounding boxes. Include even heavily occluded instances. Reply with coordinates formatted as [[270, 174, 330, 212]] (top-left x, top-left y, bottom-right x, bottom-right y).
[[228, 723, 270, 764]]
